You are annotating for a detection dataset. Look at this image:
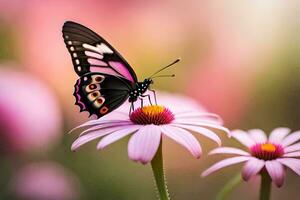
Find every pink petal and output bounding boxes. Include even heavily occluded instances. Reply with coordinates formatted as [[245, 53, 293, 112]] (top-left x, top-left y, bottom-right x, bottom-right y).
[[248, 129, 267, 143], [209, 147, 250, 156], [97, 125, 141, 150], [71, 126, 122, 151], [161, 125, 202, 158], [281, 131, 300, 147], [128, 125, 162, 164], [201, 156, 250, 177], [265, 160, 285, 187], [175, 112, 214, 118], [100, 110, 128, 120], [173, 120, 230, 136], [284, 142, 300, 153], [173, 119, 221, 127], [231, 130, 256, 147], [175, 112, 223, 125], [171, 124, 221, 146], [78, 121, 133, 136], [268, 127, 291, 144], [277, 158, 300, 176], [283, 151, 300, 157], [242, 158, 265, 181], [68, 119, 130, 134]]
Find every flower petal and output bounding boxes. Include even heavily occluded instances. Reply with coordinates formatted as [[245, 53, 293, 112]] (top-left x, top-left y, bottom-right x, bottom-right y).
[[128, 125, 162, 164], [265, 160, 285, 187], [277, 158, 300, 176], [161, 125, 202, 158], [68, 119, 130, 134], [209, 147, 250, 156], [283, 151, 300, 157], [101, 111, 128, 120], [242, 158, 265, 181], [281, 131, 300, 147], [231, 130, 256, 148], [284, 142, 300, 153], [268, 127, 291, 144], [79, 121, 133, 136], [173, 120, 230, 137], [201, 156, 250, 177], [71, 126, 123, 151], [248, 129, 267, 143], [97, 125, 141, 150], [171, 124, 221, 146], [175, 112, 223, 125]]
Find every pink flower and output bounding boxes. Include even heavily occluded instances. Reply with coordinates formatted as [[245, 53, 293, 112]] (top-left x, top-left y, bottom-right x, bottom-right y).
[[0, 67, 62, 153], [202, 128, 300, 187], [10, 161, 80, 200], [70, 93, 229, 164]]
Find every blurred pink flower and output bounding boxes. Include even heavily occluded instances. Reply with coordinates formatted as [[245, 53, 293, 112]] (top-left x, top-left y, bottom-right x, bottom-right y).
[[202, 128, 300, 187], [0, 67, 62, 153], [70, 93, 229, 164], [10, 161, 79, 200]]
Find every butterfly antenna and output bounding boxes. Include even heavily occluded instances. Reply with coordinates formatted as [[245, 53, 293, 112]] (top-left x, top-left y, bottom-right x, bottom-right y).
[[151, 74, 175, 79], [149, 58, 181, 78]]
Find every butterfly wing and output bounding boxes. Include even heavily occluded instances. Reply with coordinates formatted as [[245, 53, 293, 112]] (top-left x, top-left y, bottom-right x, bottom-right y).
[[74, 72, 132, 118], [62, 21, 138, 83]]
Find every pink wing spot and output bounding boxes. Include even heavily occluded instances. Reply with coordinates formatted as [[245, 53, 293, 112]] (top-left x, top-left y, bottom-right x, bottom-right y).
[[90, 67, 120, 77], [74, 79, 86, 110], [88, 58, 108, 66], [85, 51, 103, 59], [76, 94, 86, 109], [108, 61, 134, 82]]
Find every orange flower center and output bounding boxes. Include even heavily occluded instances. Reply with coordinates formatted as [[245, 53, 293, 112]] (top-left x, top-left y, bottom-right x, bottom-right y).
[[260, 143, 276, 152], [130, 105, 174, 125], [250, 143, 284, 160]]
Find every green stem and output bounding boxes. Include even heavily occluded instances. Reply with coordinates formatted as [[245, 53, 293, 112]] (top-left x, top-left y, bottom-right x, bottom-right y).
[[216, 173, 242, 200], [151, 142, 170, 200], [259, 172, 272, 200]]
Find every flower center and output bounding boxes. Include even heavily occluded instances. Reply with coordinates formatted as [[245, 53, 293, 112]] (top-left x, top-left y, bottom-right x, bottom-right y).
[[129, 105, 174, 125], [250, 143, 284, 160]]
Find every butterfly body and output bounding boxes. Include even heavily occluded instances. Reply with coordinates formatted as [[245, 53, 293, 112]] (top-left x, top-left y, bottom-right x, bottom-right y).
[[128, 79, 153, 103], [63, 21, 155, 118]]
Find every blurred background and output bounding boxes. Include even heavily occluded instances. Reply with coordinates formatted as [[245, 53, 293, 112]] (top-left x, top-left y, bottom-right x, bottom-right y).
[[0, 0, 299, 199]]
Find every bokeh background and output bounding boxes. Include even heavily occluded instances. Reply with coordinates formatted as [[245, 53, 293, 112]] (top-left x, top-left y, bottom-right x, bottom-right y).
[[0, 0, 299, 199]]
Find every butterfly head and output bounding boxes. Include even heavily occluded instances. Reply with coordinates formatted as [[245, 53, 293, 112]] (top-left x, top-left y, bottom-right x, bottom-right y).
[[138, 78, 153, 92], [144, 78, 154, 85]]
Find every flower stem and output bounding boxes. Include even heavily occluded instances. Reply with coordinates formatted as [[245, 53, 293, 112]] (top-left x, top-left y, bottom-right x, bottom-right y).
[[259, 172, 272, 200], [216, 173, 242, 200], [151, 141, 170, 200]]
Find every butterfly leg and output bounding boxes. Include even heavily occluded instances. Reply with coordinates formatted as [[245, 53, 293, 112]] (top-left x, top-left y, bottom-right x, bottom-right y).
[[129, 102, 135, 115], [141, 94, 153, 105], [149, 89, 157, 105], [139, 97, 144, 108]]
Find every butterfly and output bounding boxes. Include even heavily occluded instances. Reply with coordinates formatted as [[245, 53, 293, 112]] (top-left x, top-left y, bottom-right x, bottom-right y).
[[62, 21, 179, 118]]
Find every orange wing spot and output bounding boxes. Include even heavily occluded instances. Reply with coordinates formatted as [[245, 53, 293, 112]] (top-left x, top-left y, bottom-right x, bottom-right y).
[[100, 106, 109, 114], [97, 98, 104, 104], [92, 92, 98, 97], [95, 76, 103, 82], [89, 84, 97, 90]]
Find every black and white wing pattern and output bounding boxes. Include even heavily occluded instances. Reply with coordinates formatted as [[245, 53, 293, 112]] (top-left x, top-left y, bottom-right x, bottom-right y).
[[62, 21, 138, 83], [74, 72, 132, 118]]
